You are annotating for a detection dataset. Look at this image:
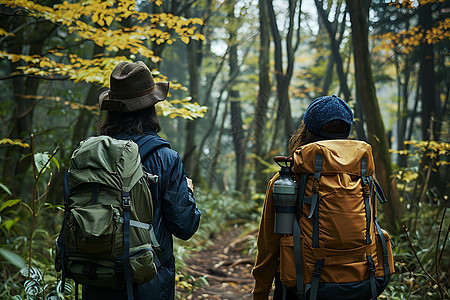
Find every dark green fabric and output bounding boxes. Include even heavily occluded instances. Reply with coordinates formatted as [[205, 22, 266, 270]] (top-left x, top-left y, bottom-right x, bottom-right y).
[[60, 135, 158, 290], [129, 244, 158, 284], [69, 136, 143, 192]]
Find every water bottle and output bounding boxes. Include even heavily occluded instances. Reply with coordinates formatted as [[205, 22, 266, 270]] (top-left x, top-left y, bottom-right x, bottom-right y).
[[273, 156, 297, 234]]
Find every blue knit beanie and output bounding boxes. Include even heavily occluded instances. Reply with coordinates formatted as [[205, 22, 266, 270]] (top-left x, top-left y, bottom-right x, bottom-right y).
[[303, 95, 353, 138]]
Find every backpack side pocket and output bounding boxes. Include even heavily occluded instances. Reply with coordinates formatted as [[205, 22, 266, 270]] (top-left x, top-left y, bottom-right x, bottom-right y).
[[280, 235, 297, 287], [129, 244, 157, 284]]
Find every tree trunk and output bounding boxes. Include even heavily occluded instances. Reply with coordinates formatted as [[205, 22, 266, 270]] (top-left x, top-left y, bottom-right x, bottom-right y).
[[394, 53, 410, 168], [417, 2, 441, 194], [193, 51, 227, 183], [315, 0, 351, 102], [228, 14, 247, 192], [418, 3, 437, 141], [347, 0, 402, 233], [267, 0, 298, 149], [183, 40, 201, 176], [71, 62, 103, 148], [2, 19, 51, 195], [322, 55, 334, 96], [208, 95, 229, 190], [182, 3, 210, 177], [254, 0, 271, 189]]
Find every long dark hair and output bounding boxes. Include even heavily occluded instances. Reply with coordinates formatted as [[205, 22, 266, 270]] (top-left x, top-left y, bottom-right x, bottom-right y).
[[288, 119, 351, 156], [98, 106, 161, 136]]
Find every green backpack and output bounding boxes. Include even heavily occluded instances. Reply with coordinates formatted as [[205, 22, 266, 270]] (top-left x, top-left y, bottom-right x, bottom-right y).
[[55, 136, 162, 299]]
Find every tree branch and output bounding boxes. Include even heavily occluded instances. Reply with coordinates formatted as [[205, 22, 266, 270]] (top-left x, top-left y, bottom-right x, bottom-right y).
[[402, 225, 438, 285], [0, 74, 71, 81]]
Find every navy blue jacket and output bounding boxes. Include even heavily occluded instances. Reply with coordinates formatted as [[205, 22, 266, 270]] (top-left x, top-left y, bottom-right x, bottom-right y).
[[83, 132, 201, 299]]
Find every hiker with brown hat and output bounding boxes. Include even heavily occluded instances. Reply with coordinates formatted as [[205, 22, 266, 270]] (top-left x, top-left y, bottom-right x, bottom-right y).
[[84, 61, 201, 299]]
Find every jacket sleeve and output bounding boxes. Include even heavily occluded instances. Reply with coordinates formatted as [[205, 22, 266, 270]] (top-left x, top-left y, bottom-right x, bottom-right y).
[[161, 152, 201, 240], [251, 174, 282, 300]]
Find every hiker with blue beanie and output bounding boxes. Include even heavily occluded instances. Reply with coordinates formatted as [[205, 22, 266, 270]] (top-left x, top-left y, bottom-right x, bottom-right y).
[[252, 95, 354, 300]]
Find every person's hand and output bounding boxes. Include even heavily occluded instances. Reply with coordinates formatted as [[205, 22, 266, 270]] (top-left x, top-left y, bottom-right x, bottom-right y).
[[186, 177, 194, 193]]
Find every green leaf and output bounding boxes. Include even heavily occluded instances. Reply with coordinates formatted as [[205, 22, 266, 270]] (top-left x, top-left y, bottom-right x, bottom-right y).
[[0, 217, 20, 230], [56, 280, 74, 294], [0, 199, 21, 213], [0, 248, 26, 269], [21, 267, 43, 281], [198, 276, 210, 287], [0, 183, 12, 196], [34, 152, 51, 173], [51, 156, 60, 170]]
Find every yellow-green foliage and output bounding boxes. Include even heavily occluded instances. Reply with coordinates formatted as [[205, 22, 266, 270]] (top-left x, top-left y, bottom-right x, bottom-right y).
[[0, 0, 207, 120]]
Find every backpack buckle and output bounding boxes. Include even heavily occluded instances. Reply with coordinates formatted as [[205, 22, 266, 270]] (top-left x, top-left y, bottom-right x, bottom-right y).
[[313, 260, 324, 277], [144, 171, 159, 183], [312, 178, 319, 193], [122, 192, 131, 209], [367, 256, 376, 274], [363, 184, 371, 197], [82, 263, 98, 280], [115, 259, 124, 279]]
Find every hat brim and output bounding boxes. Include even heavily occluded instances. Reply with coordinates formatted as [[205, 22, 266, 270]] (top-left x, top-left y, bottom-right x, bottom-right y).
[[99, 82, 169, 112]]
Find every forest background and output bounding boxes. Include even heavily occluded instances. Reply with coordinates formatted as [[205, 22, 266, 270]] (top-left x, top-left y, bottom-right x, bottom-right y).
[[0, 0, 448, 299]]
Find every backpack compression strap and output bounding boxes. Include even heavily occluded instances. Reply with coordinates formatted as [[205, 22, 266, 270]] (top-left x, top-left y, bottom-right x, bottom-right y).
[[121, 191, 134, 300], [119, 219, 162, 267], [375, 219, 391, 289], [362, 157, 378, 299], [361, 157, 373, 245], [310, 155, 323, 300], [291, 173, 308, 300], [367, 255, 377, 299], [60, 171, 71, 296], [293, 219, 304, 300], [374, 180, 388, 204], [307, 155, 323, 220]]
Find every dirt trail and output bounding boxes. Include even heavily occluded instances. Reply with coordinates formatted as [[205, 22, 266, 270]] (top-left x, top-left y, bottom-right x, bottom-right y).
[[179, 226, 257, 299]]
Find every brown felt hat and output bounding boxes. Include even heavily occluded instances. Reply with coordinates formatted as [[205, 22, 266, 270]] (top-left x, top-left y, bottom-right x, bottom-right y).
[[99, 61, 169, 112]]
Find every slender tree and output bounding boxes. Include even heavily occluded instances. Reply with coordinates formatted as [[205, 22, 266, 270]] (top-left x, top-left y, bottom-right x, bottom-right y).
[[228, 8, 247, 192], [254, 0, 271, 189], [267, 0, 301, 149], [418, 3, 438, 141], [417, 2, 443, 193], [183, 0, 212, 176], [346, 0, 402, 233], [315, 0, 366, 140]]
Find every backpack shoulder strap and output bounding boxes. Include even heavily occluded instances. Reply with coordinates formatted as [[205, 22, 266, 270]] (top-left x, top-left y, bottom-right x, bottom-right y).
[[134, 134, 171, 162], [60, 171, 72, 294]]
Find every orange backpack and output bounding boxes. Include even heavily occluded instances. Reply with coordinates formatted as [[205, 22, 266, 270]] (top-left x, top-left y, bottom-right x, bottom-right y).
[[278, 140, 395, 300]]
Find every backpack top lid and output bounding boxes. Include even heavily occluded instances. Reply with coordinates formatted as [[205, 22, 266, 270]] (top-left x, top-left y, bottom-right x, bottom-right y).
[[69, 135, 143, 192], [292, 139, 374, 176]]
